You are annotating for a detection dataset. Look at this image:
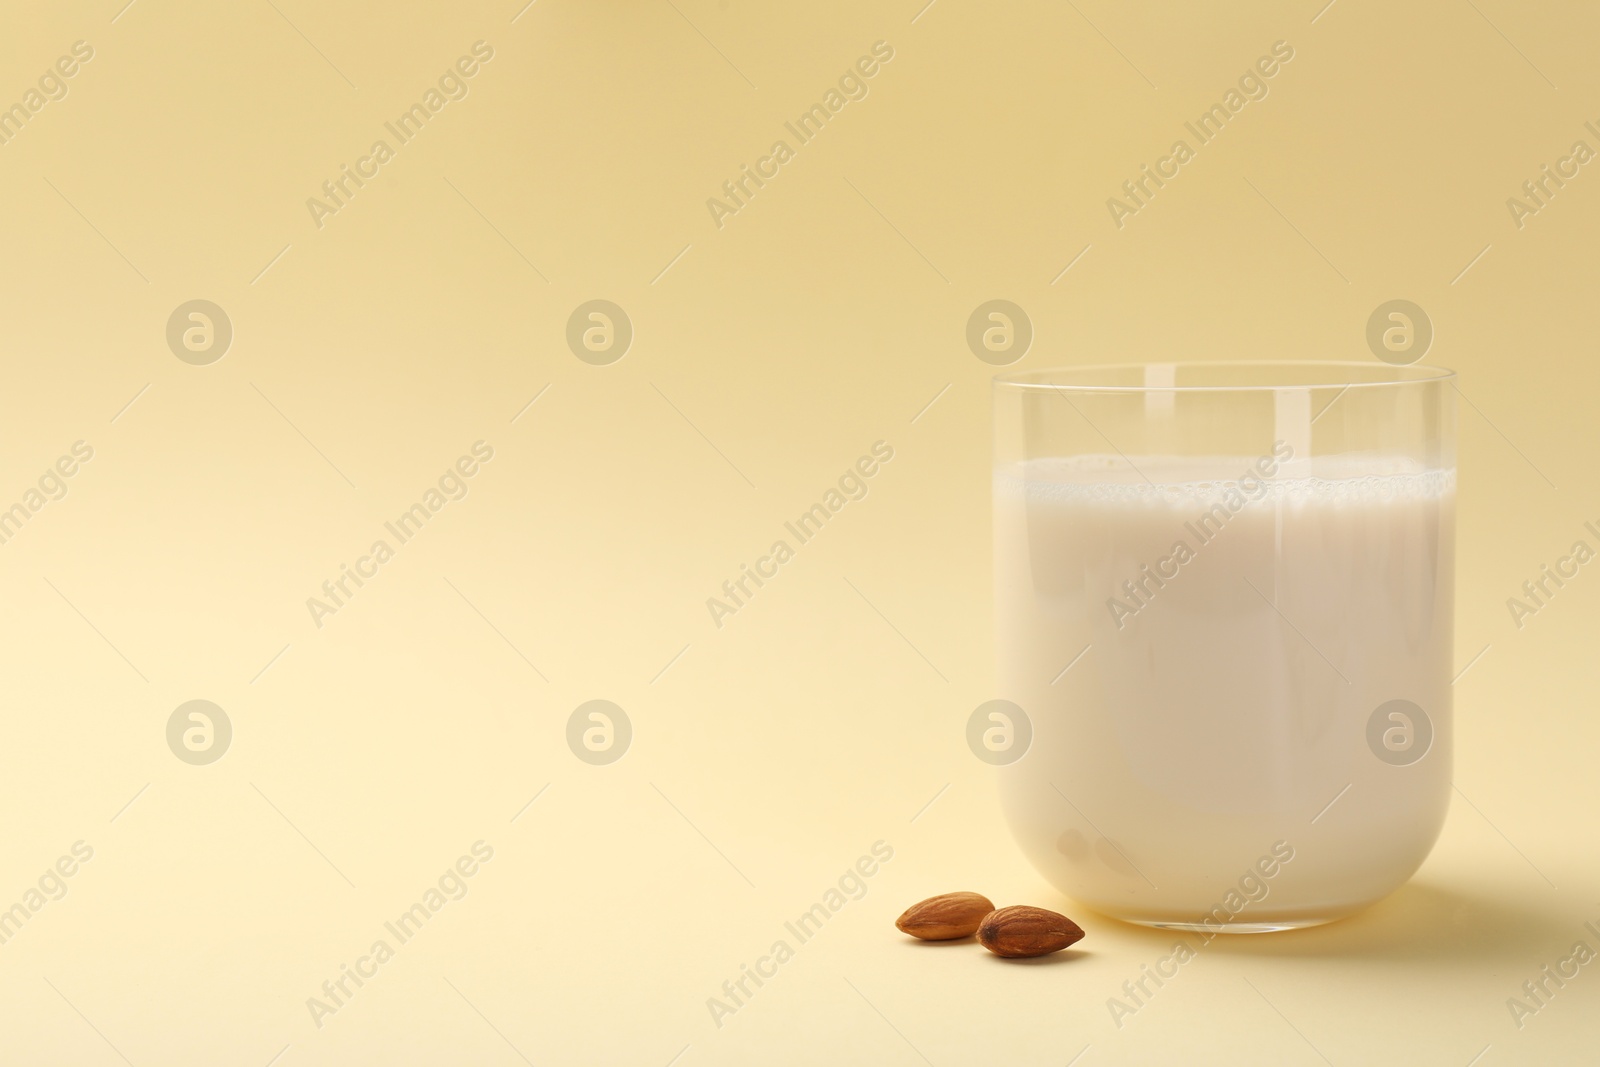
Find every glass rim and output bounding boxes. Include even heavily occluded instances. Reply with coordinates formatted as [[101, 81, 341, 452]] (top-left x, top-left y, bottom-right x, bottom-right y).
[[992, 360, 1456, 394]]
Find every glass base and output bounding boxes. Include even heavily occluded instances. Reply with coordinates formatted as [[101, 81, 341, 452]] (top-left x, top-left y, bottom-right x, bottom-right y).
[[1121, 916, 1343, 935]]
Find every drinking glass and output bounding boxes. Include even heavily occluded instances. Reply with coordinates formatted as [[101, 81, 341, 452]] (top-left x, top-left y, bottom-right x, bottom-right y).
[[991, 362, 1456, 931]]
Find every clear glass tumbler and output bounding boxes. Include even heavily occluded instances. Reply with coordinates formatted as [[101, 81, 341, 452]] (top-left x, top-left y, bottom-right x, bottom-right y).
[[992, 362, 1456, 931]]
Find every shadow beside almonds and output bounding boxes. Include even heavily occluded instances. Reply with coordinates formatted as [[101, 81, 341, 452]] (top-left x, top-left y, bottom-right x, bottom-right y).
[[898, 934, 1091, 964], [978, 947, 1090, 967]]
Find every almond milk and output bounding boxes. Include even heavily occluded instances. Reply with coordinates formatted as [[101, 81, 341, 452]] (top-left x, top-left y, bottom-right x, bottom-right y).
[[994, 452, 1454, 929]]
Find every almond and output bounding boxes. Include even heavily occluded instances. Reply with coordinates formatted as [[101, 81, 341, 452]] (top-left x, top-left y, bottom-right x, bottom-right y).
[[895, 892, 996, 940], [976, 905, 1084, 958]]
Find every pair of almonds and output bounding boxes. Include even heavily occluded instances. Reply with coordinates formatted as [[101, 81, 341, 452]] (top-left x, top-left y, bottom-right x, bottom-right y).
[[896, 892, 1084, 958]]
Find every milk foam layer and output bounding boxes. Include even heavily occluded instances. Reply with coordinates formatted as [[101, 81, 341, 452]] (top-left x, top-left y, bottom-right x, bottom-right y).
[[996, 454, 1455, 505]]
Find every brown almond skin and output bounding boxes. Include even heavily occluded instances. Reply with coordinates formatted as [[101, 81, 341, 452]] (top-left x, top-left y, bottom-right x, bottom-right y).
[[895, 892, 996, 940], [977, 905, 1085, 958]]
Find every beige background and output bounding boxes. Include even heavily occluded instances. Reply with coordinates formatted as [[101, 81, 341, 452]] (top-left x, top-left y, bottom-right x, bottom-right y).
[[1, 0, 1597, 1063]]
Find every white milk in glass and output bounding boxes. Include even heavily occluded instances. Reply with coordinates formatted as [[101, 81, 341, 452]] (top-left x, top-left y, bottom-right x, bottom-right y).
[[994, 450, 1454, 928]]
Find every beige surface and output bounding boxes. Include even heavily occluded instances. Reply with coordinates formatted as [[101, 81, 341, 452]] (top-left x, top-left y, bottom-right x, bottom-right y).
[[1, 1, 1597, 1063]]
